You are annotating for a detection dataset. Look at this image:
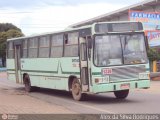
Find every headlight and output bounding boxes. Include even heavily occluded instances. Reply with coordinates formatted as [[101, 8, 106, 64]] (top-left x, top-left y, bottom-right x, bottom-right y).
[[139, 73, 149, 80]]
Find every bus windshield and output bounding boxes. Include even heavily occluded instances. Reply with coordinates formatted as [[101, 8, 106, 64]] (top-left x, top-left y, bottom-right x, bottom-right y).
[[94, 33, 148, 66]]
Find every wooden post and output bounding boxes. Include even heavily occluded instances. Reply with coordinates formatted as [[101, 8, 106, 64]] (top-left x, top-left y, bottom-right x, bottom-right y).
[[153, 60, 157, 72]]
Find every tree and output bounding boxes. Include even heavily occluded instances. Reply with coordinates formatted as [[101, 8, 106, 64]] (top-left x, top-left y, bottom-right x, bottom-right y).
[[147, 48, 160, 72], [0, 23, 24, 67], [0, 23, 21, 32], [147, 48, 160, 61]]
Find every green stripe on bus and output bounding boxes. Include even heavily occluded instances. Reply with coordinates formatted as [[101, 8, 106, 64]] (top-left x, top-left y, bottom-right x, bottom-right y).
[[21, 70, 58, 74], [92, 72, 101, 75], [61, 72, 80, 75], [21, 74, 69, 78], [7, 69, 15, 71], [8, 73, 16, 74], [21, 70, 80, 75]]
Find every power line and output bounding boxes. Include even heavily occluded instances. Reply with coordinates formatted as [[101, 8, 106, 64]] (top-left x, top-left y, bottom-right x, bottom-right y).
[[0, 11, 33, 14], [0, 6, 49, 11], [19, 23, 71, 25], [19, 27, 65, 29]]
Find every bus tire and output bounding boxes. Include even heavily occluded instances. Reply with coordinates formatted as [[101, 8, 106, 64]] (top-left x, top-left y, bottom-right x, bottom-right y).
[[114, 90, 129, 99], [23, 74, 33, 92], [71, 78, 85, 101]]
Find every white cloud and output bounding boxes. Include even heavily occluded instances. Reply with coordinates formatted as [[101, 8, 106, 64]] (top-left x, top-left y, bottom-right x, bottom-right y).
[[0, 3, 125, 35]]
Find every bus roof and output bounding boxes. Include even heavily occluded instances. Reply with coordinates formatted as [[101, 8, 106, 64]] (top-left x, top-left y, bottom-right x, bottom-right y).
[[7, 21, 143, 41], [7, 24, 92, 41]]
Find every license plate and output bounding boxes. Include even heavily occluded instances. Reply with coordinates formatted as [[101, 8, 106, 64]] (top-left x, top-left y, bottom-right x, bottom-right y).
[[102, 76, 110, 83], [102, 68, 112, 75], [120, 83, 130, 89]]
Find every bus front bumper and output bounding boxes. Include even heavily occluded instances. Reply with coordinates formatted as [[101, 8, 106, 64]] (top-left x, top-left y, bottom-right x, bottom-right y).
[[91, 80, 150, 93]]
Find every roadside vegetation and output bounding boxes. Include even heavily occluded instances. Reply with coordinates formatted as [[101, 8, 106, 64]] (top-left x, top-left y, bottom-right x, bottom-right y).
[[0, 23, 24, 67]]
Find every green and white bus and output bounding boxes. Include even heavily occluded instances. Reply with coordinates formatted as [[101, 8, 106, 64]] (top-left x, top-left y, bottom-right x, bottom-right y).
[[7, 21, 150, 101]]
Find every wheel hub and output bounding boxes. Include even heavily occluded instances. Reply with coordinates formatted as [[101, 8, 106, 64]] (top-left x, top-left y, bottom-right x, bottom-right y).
[[73, 83, 80, 95]]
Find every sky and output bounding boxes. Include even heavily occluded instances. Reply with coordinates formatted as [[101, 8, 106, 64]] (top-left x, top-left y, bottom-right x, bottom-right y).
[[0, 0, 143, 35]]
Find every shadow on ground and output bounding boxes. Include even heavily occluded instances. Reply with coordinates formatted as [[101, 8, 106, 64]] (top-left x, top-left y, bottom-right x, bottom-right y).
[[14, 87, 139, 104]]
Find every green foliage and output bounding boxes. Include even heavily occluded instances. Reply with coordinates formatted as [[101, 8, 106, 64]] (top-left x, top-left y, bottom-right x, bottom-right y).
[[0, 23, 24, 67], [0, 23, 21, 32], [147, 48, 160, 61], [6, 29, 24, 39]]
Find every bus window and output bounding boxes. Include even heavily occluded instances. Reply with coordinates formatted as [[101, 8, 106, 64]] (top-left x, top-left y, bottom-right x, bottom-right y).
[[121, 34, 147, 64], [22, 40, 28, 58], [51, 34, 63, 57], [28, 38, 38, 58], [94, 35, 122, 66], [8, 42, 14, 58], [39, 36, 50, 58], [64, 32, 78, 57]]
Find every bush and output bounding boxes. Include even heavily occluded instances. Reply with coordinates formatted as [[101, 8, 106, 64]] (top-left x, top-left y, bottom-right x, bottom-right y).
[[147, 48, 160, 61]]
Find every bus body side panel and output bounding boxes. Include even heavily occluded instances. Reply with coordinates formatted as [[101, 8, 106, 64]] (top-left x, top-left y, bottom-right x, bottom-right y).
[[7, 59, 16, 82], [21, 58, 60, 89], [60, 57, 80, 90], [21, 57, 80, 91], [60, 57, 80, 77]]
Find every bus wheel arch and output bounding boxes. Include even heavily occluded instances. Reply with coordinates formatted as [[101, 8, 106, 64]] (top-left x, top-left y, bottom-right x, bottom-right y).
[[23, 73, 28, 84], [23, 73, 33, 92], [68, 75, 77, 91], [68, 76, 85, 101]]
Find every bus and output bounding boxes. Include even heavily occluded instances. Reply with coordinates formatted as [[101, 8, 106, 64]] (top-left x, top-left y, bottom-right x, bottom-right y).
[[6, 21, 150, 101]]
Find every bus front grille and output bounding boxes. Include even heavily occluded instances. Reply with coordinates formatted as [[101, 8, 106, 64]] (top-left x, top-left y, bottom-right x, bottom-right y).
[[109, 65, 146, 82]]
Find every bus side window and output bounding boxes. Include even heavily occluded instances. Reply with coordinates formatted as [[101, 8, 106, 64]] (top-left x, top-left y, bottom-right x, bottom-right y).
[[39, 36, 50, 58], [28, 37, 38, 58], [22, 39, 28, 58], [8, 42, 14, 59], [64, 34, 68, 44], [64, 32, 78, 57], [51, 34, 63, 58]]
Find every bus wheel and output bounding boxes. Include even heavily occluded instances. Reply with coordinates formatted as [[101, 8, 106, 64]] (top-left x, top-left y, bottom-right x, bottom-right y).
[[24, 75, 33, 92], [71, 78, 84, 101], [114, 90, 129, 99]]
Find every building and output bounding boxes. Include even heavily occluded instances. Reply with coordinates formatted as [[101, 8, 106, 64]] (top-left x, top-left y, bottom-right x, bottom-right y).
[[70, 0, 160, 72]]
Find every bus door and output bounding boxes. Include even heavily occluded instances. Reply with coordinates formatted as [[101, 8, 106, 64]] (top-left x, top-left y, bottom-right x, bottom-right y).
[[79, 36, 91, 92], [14, 43, 22, 84]]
